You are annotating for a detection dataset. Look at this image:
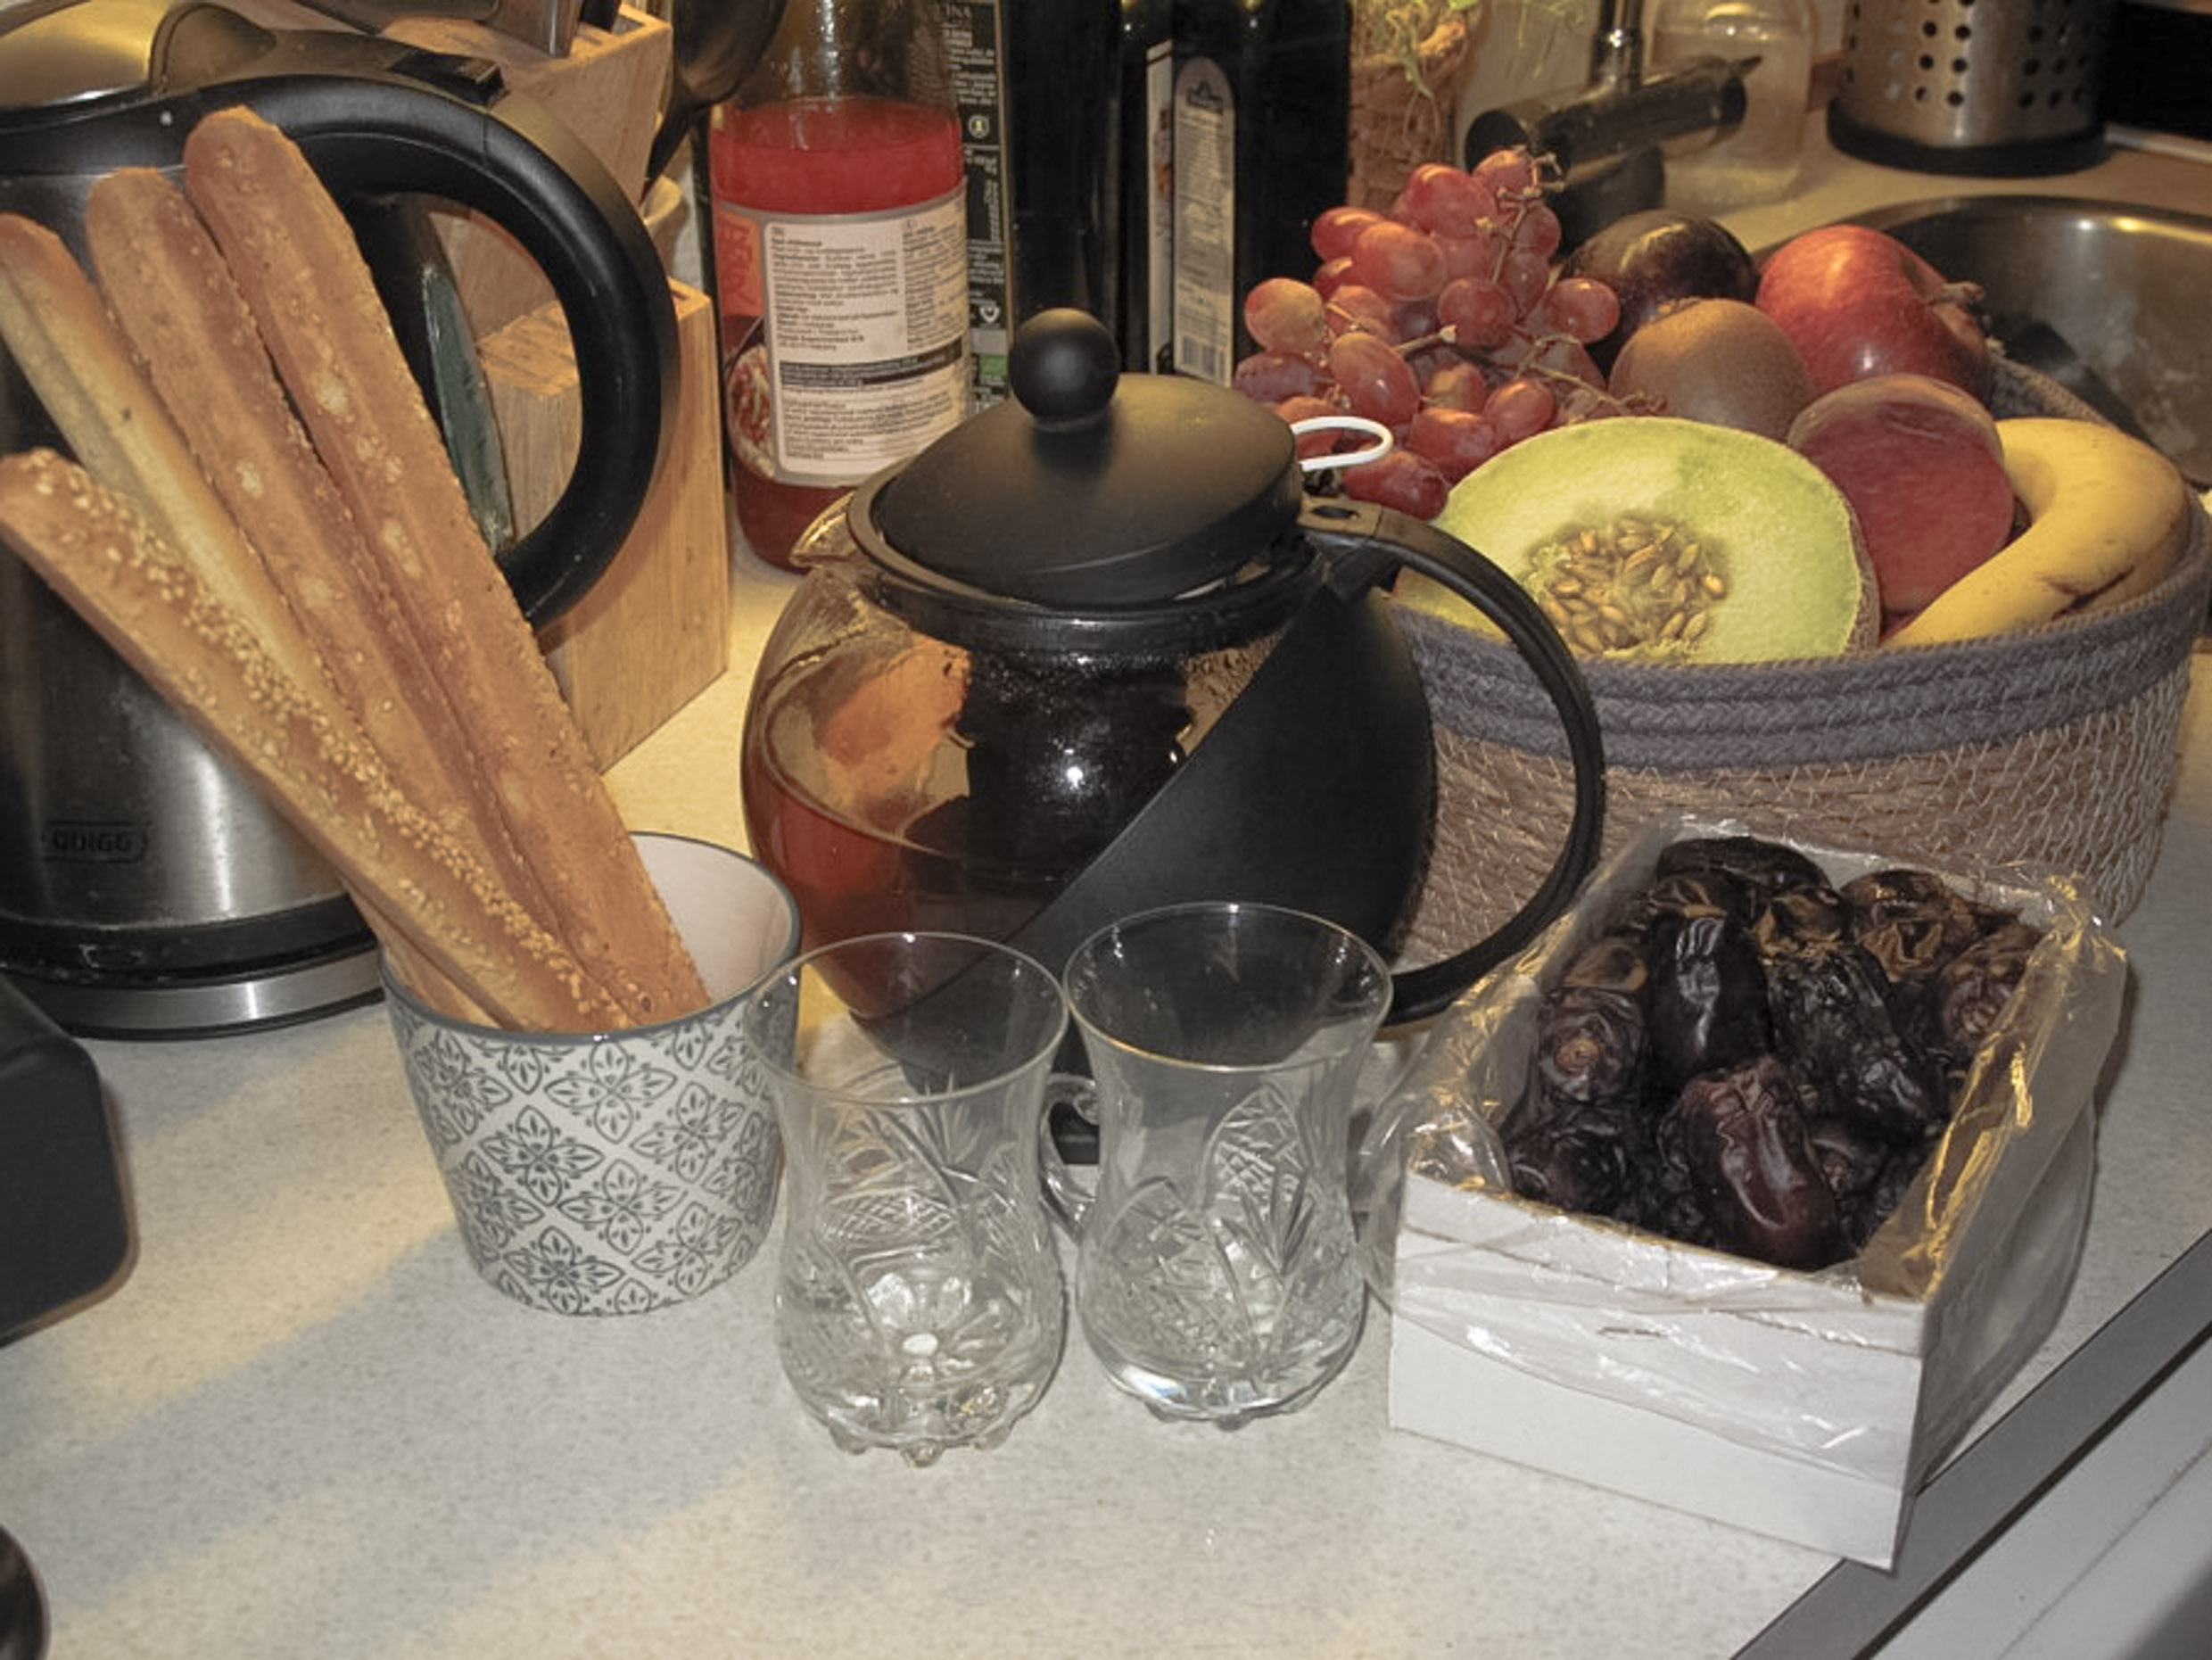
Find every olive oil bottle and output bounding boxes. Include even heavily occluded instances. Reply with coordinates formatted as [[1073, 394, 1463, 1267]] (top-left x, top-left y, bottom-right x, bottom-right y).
[[1168, 0, 1350, 383]]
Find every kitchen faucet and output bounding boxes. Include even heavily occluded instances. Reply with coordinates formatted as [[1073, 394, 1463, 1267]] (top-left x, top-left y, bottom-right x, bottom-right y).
[[1463, 0, 1754, 240]]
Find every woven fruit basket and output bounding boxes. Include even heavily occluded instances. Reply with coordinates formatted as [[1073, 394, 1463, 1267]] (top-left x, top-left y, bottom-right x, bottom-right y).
[[1398, 365, 2212, 961]]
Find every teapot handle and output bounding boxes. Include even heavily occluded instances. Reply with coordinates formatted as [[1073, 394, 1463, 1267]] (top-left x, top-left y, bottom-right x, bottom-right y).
[[1302, 497, 1607, 1023], [203, 73, 679, 624]]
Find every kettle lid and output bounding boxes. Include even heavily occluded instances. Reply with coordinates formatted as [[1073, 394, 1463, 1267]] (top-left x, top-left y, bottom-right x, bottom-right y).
[[866, 310, 1306, 607]]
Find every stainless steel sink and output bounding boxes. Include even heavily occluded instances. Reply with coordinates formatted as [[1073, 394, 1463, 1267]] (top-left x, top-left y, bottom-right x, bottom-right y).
[[1849, 194, 2212, 490]]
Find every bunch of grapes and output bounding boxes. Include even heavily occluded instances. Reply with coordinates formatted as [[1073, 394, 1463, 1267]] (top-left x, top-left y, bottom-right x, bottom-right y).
[[1234, 147, 1628, 517]]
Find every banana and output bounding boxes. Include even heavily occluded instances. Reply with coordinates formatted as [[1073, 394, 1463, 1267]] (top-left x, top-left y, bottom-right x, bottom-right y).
[[1887, 417, 2194, 646]]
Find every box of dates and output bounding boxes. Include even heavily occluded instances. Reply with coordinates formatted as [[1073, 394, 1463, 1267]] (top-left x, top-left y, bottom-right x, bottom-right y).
[[1368, 816, 2125, 1567]]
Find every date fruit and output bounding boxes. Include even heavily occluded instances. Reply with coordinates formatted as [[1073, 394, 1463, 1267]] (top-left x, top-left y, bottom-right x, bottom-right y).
[[1499, 836, 2043, 1271]]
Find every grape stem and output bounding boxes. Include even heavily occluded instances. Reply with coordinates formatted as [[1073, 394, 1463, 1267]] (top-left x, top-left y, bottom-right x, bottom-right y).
[[1506, 340, 1639, 415]]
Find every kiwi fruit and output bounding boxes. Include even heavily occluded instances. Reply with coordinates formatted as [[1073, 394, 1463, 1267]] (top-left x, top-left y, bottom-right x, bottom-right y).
[[1609, 298, 1817, 442]]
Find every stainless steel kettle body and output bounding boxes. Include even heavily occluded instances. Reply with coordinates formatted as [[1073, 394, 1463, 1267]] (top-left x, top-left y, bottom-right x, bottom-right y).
[[0, 0, 679, 1036]]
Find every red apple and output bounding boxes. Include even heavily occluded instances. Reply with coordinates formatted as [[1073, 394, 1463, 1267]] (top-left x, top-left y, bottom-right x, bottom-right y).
[[1755, 225, 1990, 401], [1785, 373, 2017, 623]]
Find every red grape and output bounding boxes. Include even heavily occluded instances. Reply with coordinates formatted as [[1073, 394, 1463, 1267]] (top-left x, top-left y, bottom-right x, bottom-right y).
[[1392, 163, 1496, 238], [1233, 349, 1330, 404], [1423, 359, 1489, 412], [1405, 340, 1462, 391], [1471, 147, 1543, 200], [1557, 384, 1626, 425], [1406, 407, 1504, 480], [1243, 277, 1332, 358], [1312, 204, 1385, 264], [1498, 246, 1549, 314], [1437, 275, 1517, 350], [1511, 202, 1564, 261], [1313, 255, 1355, 298], [1341, 450, 1449, 517], [1534, 275, 1622, 345], [1506, 334, 1604, 384], [1440, 227, 1507, 283], [1488, 376, 1558, 442], [1349, 219, 1449, 302], [1391, 295, 1441, 345], [1326, 284, 1397, 340], [1327, 331, 1422, 427]]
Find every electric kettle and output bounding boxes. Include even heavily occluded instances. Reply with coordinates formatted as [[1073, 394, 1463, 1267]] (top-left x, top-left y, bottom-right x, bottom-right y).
[[0, 0, 679, 1036], [741, 310, 1607, 1026]]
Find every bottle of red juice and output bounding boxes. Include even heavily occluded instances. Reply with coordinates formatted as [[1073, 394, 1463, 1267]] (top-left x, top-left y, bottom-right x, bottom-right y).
[[708, 0, 971, 570]]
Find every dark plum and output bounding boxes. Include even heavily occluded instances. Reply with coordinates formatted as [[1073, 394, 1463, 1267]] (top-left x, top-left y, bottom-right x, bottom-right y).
[[1561, 209, 1760, 372]]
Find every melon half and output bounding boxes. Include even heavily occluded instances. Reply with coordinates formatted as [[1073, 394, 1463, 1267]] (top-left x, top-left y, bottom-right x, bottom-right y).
[[1409, 417, 1878, 663]]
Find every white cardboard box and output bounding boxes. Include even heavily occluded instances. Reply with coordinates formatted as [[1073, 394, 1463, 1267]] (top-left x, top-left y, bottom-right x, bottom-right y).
[[1378, 822, 2125, 1567]]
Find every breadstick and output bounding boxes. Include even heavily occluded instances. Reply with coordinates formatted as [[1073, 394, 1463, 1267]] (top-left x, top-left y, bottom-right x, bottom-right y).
[[81, 165, 569, 966], [1, 205, 484, 1021], [0, 213, 327, 699], [182, 107, 706, 1025], [0, 449, 625, 1033]]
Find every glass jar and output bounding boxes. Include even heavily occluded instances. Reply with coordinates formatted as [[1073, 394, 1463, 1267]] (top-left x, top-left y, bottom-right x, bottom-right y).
[[1652, 0, 1816, 214]]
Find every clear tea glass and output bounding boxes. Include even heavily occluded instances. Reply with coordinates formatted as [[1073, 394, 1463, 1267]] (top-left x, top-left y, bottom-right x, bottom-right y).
[[742, 932, 1069, 1466], [1051, 902, 1389, 1427]]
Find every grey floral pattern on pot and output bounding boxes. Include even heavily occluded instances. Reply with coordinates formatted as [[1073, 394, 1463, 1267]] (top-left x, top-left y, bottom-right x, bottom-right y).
[[387, 995, 782, 1317]]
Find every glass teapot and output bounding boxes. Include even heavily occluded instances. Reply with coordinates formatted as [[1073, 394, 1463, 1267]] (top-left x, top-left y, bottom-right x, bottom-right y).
[[739, 310, 1605, 1025]]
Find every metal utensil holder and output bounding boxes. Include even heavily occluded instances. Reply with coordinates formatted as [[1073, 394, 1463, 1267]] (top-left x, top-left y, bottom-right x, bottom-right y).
[[1829, 0, 2115, 176]]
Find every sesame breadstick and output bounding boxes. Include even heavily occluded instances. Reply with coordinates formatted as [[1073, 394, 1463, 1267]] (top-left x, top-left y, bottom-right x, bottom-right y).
[[0, 450, 623, 1032], [83, 164, 573, 986], [181, 107, 706, 1025], [0, 212, 327, 699]]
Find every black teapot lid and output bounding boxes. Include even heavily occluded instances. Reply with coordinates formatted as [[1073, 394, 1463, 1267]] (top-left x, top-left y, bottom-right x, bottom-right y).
[[863, 310, 1307, 607]]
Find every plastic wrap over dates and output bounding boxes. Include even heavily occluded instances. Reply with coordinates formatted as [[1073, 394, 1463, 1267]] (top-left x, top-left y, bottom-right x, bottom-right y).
[[1499, 835, 2039, 1270]]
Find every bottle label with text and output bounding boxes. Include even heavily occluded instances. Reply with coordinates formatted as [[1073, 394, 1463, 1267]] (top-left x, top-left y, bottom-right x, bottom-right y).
[[717, 189, 970, 488], [1170, 55, 1236, 384]]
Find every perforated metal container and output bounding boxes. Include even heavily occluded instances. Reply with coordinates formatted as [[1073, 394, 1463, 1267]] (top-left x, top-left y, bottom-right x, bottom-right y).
[[1828, 0, 2115, 176]]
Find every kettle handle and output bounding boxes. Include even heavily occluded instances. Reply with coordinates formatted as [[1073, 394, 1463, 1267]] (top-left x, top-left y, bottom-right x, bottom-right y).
[[1303, 497, 1607, 1024], [215, 74, 679, 624]]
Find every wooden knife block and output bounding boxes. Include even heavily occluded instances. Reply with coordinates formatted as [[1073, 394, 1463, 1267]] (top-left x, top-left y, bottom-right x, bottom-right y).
[[384, 4, 673, 337], [224, 0, 675, 337], [482, 280, 731, 769]]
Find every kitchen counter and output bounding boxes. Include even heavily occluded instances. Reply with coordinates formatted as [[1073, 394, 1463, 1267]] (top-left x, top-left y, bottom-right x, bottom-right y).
[[4, 126, 2211, 1658]]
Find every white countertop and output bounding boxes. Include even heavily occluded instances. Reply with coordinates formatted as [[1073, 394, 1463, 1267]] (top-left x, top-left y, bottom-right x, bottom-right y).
[[4, 126, 2210, 1659]]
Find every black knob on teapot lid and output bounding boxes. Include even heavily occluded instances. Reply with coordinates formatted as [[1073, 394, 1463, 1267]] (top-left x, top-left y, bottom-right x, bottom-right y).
[[863, 310, 1305, 607]]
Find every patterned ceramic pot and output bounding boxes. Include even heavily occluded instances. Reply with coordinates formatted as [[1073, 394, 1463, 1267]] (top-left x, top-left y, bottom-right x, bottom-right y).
[[384, 834, 799, 1315]]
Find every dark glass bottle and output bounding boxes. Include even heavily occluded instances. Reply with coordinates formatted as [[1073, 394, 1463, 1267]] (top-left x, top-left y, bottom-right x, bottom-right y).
[[1168, 0, 1351, 383], [945, 0, 1119, 404], [1111, 0, 1176, 371]]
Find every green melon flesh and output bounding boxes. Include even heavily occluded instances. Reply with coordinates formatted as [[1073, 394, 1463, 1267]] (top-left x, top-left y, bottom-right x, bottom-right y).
[[1412, 417, 1877, 663]]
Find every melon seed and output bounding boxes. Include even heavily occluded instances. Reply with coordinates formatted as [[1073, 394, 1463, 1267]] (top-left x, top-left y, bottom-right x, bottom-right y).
[[1528, 514, 1729, 660]]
